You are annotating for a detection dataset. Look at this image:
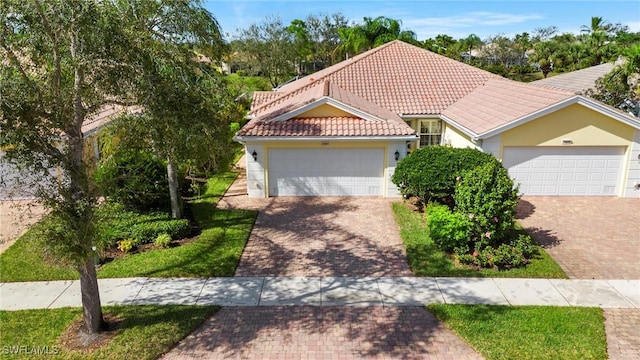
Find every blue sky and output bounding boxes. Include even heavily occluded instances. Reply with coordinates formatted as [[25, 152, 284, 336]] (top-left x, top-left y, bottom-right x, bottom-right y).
[[203, 0, 640, 41]]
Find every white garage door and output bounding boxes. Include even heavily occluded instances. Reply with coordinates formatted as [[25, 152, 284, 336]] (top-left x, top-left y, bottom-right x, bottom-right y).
[[268, 148, 384, 196], [503, 146, 624, 196]]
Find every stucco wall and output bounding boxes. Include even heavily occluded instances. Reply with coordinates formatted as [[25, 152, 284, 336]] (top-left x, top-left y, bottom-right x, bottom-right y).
[[443, 124, 478, 149], [298, 104, 353, 118], [244, 144, 266, 198], [623, 129, 640, 197], [500, 103, 634, 147]]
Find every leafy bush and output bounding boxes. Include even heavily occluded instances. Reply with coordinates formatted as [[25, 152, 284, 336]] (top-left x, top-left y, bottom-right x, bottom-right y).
[[427, 204, 471, 253], [117, 239, 136, 253], [453, 161, 520, 246], [96, 203, 191, 247], [95, 149, 170, 212], [458, 234, 538, 270], [392, 146, 499, 203], [154, 233, 172, 248]]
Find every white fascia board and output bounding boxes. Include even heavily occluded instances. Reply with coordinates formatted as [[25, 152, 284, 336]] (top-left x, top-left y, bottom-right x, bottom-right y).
[[270, 97, 386, 123], [400, 114, 440, 118], [476, 96, 640, 140], [476, 96, 579, 140], [235, 135, 419, 142], [575, 96, 640, 130], [400, 114, 480, 142], [438, 115, 481, 140]]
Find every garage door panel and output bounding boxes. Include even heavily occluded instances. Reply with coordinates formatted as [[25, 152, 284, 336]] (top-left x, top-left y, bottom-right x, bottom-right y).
[[503, 146, 624, 196], [269, 148, 384, 197]]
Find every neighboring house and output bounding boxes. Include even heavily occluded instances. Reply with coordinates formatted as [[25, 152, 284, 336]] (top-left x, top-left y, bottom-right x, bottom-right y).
[[530, 62, 616, 94], [234, 40, 640, 198], [0, 104, 139, 200]]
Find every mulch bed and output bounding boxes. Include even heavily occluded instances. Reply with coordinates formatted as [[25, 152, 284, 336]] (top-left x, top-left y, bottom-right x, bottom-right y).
[[58, 313, 123, 352], [99, 235, 198, 264]]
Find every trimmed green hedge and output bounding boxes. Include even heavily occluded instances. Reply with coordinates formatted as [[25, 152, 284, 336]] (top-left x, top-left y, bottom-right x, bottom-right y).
[[392, 146, 499, 202], [96, 203, 190, 247]]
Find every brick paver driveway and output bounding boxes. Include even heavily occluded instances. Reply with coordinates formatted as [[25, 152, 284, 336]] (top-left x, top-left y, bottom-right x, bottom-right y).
[[517, 196, 639, 279], [162, 306, 482, 360], [517, 196, 640, 359], [218, 166, 412, 277], [234, 196, 412, 277]]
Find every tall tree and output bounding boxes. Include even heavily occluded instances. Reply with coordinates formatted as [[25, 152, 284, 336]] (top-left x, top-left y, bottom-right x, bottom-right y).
[[237, 15, 294, 87], [586, 44, 640, 117], [461, 34, 482, 62], [334, 16, 417, 60], [0, 0, 227, 335], [304, 12, 348, 68], [514, 32, 532, 65]]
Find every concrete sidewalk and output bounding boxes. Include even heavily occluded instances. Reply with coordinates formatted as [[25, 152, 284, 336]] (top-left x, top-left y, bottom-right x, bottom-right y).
[[1, 277, 638, 311]]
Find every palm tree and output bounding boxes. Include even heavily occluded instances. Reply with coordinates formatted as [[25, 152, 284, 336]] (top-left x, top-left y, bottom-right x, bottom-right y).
[[461, 33, 482, 62], [333, 16, 417, 60]]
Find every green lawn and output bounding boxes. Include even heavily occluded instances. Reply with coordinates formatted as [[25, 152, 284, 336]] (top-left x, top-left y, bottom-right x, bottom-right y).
[[0, 171, 257, 281], [392, 202, 567, 278], [429, 304, 607, 360], [0, 305, 217, 360]]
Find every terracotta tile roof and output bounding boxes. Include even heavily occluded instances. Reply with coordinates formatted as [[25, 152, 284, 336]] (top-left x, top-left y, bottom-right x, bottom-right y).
[[241, 40, 629, 138], [239, 80, 415, 137], [442, 78, 575, 134], [274, 40, 501, 115], [251, 91, 280, 108], [81, 104, 142, 136], [239, 117, 415, 137], [531, 62, 616, 94]]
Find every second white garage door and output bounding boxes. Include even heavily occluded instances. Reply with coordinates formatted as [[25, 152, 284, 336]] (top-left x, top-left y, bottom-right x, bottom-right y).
[[502, 146, 625, 196], [268, 148, 384, 196]]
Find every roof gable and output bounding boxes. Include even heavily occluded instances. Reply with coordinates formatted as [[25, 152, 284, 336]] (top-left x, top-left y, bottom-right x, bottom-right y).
[[237, 80, 415, 138], [442, 78, 575, 135]]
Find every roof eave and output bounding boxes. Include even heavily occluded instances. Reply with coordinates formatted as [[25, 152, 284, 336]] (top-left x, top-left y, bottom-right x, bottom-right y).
[[476, 96, 579, 140], [476, 95, 640, 140], [234, 135, 419, 142], [267, 96, 389, 123]]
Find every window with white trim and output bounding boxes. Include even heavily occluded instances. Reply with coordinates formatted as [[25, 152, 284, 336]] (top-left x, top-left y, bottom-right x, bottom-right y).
[[419, 119, 442, 147]]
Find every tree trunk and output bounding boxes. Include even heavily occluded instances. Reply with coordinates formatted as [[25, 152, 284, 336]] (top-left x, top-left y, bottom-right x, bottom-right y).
[[78, 256, 106, 333], [167, 158, 181, 219], [69, 29, 104, 335]]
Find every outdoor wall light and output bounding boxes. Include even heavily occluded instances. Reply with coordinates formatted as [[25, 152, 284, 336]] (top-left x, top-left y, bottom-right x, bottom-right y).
[[252, 150, 258, 161], [394, 150, 400, 161]]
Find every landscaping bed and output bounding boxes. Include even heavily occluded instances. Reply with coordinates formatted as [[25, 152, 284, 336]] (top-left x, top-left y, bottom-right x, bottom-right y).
[[0, 171, 257, 282], [392, 202, 567, 278]]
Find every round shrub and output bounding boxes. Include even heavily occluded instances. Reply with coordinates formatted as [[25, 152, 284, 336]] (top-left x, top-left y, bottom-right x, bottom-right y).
[[392, 146, 500, 203], [154, 233, 172, 248], [95, 149, 170, 212], [453, 161, 520, 246]]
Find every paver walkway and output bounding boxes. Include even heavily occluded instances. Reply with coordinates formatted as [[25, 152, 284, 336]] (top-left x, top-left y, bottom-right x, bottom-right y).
[[605, 309, 640, 360], [162, 306, 483, 360], [0, 200, 45, 254]]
